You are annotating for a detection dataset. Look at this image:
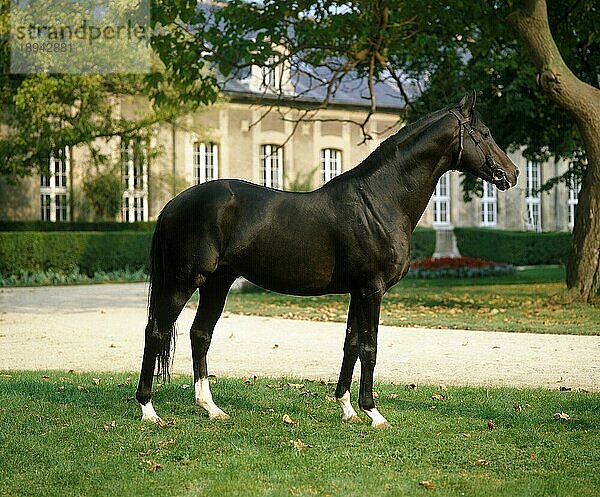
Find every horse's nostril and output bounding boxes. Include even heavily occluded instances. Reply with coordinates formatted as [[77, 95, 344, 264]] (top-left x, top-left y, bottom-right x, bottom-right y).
[[515, 168, 520, 178]]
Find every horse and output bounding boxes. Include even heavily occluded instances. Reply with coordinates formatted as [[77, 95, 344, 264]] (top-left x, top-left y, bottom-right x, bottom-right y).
[[135, 92, 519, 428]]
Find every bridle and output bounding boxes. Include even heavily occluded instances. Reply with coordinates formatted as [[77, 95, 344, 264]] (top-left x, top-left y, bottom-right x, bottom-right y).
[[448, 108, 507, 186]]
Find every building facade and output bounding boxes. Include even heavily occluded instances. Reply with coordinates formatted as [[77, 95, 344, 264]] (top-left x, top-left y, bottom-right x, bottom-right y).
[[0, 86, 579, 233]]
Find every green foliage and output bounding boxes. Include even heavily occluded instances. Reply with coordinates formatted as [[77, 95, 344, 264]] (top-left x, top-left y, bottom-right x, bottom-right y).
[[83, 170, 123, 221], [0, 268, 147, 286], [0, 231, 152, 276], [0, 221, 155, 231], [285, 167, 318, 192], [410, 227, 436, 260], [455, 228, 572, 266]]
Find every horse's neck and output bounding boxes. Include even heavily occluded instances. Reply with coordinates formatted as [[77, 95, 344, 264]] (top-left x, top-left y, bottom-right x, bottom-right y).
[[360, 118, 455, 231]]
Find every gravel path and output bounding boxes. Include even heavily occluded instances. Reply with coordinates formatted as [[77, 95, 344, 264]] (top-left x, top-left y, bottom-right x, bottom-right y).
[[1, 283, 598, 391]]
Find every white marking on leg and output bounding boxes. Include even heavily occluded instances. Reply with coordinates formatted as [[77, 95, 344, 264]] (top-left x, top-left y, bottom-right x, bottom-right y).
[[364, 408, 391, 428], [195, 378, 229, 420], [140, 401, 163, 424], [337, 391, 361, 422]]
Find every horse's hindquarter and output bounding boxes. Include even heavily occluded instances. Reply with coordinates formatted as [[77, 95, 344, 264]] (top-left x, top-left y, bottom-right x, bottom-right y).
[[221, 185, 342, 295]]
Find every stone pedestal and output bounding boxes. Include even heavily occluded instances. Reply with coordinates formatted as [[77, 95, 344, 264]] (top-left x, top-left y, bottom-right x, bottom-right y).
[[432, 225, 461, 259]]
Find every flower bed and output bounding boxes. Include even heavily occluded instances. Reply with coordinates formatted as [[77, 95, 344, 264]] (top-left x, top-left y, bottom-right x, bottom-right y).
[[406, 256, 516, 279]]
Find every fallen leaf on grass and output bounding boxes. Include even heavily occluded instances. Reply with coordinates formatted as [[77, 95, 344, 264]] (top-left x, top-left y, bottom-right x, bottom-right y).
[[158, 418, 177, 428], [103, 421, 116, 432], [77, 385, 88, 392], [118, 377, 132, 387], [320, 379, 336, 386], [553, 412, 571, 421], [475, 459, 491, 466], [57, 386, 65, 392], [283, 414, 297, 426], [144, 460, 164, 472], [514, 404, 523, 412], [324, 395, 336, 402], [91, 378, 101, 386], [291, 439, 312, 451], [419, 480, 434, 490], [41, 375, 51, 381], [431, 393, 446, 401], [439, 384, 447, 392], [559, 386, 572, 391], [388, 393, 399, 399], [405, 383, 417, 390], [243, 376, 257, 385], [285, 383, 305, 389], [157, 439, 175, 448], [486, 420, 496, 430], [462, 432, 472, 438], [68, 369, 81, 375], [267, 384, 284, 390]]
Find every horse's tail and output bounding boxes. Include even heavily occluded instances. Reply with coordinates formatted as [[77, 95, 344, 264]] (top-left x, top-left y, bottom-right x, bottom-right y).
[[147, 211, 176, 381]]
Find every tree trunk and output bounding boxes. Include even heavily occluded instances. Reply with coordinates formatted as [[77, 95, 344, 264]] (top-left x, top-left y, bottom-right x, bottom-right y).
[[507, 0, 600, 302]]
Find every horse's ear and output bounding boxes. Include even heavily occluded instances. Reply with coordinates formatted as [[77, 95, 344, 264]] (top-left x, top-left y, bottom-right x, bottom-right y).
[[457, 90, 477, 118]]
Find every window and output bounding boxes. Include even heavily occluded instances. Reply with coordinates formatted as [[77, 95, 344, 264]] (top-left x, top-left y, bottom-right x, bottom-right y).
[[526, 160, 541, 231], [480, 181, 497, 227], [122, 138, 148, 222], [433, 172, 450, 226], [193, 142, 218, 184], [262, 55, 281, 90], [40, 147, 69, 222], [321, 148, 341, 183], [259, 144, 283, 189], [568, 167, 580, 230]]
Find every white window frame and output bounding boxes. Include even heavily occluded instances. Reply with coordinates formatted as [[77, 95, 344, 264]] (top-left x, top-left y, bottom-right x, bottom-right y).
[[259, 144, 283, 189], [40, 147, 70, 222], [121, 138, 148, 223], [261, 54, 282, 90], [480, 180, 497, 227], [321, 148, 341, 183], [193, 142, 219, 184], [568, 168, 580, 230], [526, 160, 541, 232], [433, 172, 450, 226]]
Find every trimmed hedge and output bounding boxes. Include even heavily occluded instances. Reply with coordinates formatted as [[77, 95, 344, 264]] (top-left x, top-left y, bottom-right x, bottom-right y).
[[0, 227, 571, 278], [0, 221, 155, 232], [454, 228, 572, 265], [411, 228, 436, 260], [0, 231, 152, 276]]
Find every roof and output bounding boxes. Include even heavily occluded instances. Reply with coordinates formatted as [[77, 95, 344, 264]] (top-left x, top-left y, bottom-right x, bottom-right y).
[[199, 2, 410, 111]]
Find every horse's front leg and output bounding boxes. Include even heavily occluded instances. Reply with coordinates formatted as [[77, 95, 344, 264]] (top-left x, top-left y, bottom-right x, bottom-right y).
[[335, 298, 361, 423], [356, 287, 390, 428]]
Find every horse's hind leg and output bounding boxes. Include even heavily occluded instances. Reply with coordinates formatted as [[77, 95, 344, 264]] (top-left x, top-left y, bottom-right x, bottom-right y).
[[136, 285, 194, 423], [335, 298, 362, 423], [190, 273, 235, 419]]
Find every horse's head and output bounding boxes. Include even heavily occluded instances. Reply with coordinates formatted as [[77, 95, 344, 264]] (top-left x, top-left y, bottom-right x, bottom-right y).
[[448, 91, 519, 191]]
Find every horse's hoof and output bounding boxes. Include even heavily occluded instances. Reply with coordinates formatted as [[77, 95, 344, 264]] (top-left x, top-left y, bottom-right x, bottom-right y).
[[209, 410, 230, 420], [141, 414, 163, 424], [343, 415, 362, 423], [372, 420, 391, 429]]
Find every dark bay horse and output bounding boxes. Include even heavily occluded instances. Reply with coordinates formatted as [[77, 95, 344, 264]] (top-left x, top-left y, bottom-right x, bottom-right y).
[[136, 92, 519, 428]]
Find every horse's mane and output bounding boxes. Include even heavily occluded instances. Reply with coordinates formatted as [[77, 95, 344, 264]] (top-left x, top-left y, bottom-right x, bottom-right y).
[[332, 106, 451, 182]]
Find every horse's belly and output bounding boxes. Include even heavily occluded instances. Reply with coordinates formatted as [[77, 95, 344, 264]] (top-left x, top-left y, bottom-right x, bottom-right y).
[[227, 236, 343, 295]]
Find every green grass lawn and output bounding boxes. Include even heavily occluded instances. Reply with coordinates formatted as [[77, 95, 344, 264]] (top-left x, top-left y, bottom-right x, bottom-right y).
[[222, 267, 600, 335], [1, 371, 598, 497]]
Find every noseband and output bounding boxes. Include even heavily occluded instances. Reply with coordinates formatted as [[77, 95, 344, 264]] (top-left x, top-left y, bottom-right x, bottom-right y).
[[448, 108, 505, 184]]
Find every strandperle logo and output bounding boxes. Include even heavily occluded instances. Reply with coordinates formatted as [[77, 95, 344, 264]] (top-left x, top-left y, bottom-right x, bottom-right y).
[[10, 0, 152, 74], [14, 19, 149, 46]]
